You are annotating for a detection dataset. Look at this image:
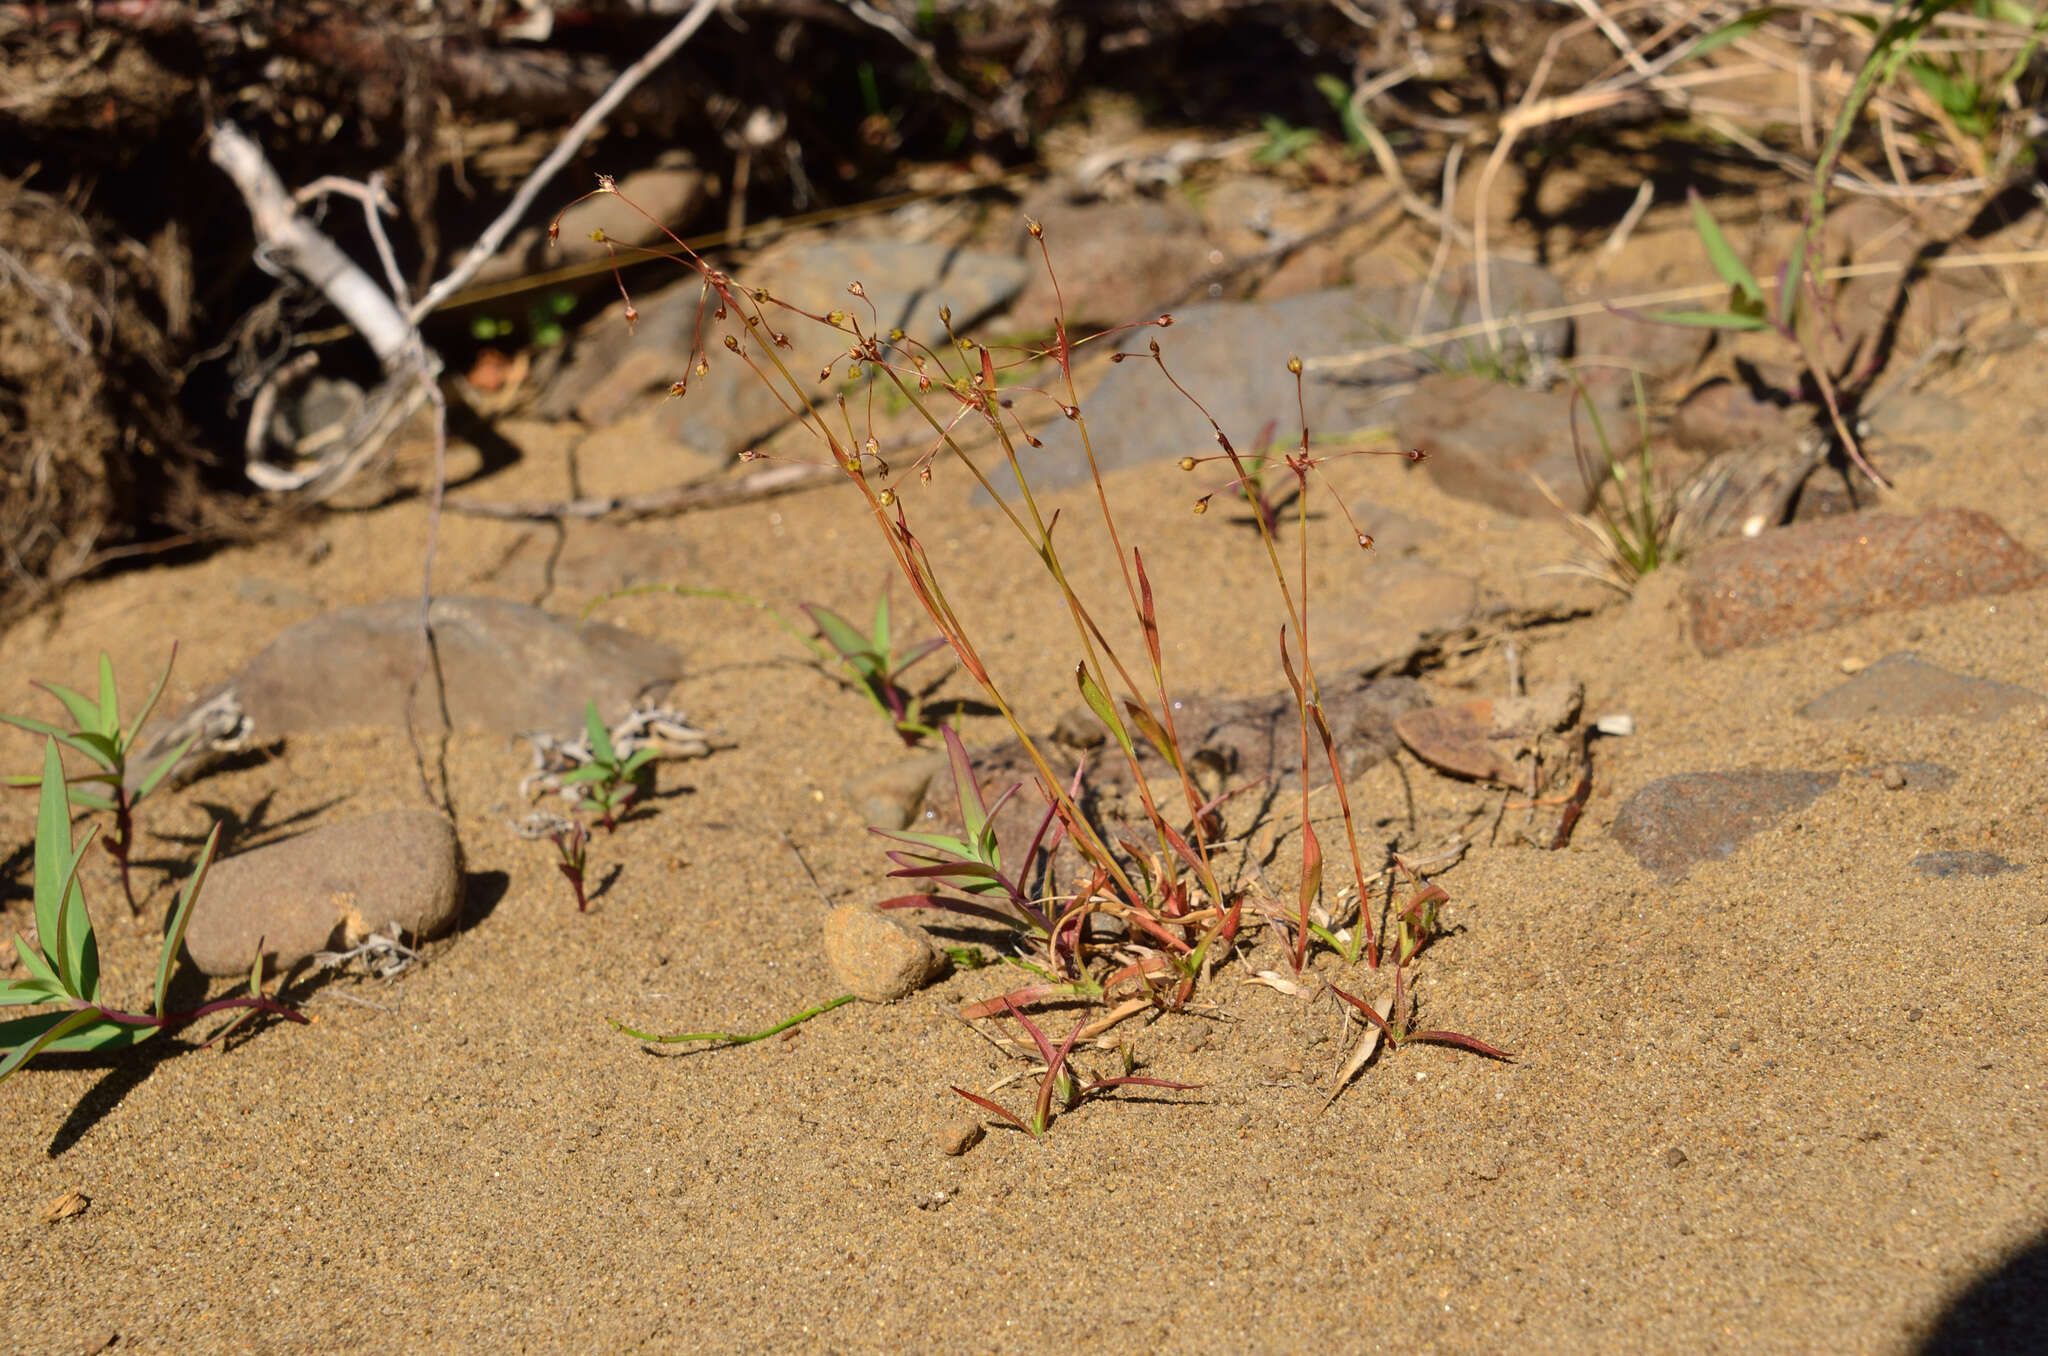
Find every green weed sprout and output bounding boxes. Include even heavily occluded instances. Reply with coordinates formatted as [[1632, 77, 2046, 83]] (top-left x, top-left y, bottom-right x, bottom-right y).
[[0, 740, 306, 1089], [559, 699, 656, 832], [3, 647, 199, 911], [1537, 371, 1677, 595], [801, 591, 946, 745], [584, 583, 946, 747]]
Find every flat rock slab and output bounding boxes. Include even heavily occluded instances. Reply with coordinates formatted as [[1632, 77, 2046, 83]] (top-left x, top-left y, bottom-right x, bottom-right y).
[[1399, 373, 1613, 519], [542, 239, 1029, 460], [1609, 770, 1838, 881], [1006, 261, 1568, 493], [1910, 851, 2022, 879], [1683, 510, 2048, 656], [138, 598, 685, 787], [1800, 652, 2047, 722], [184, 809, 462, 976]]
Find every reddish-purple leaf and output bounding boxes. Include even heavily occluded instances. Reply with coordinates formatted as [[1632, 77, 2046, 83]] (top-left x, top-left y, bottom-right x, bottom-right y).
[[1408, 1029, 1514, 1060], [952, 1086, 1032, 1135]]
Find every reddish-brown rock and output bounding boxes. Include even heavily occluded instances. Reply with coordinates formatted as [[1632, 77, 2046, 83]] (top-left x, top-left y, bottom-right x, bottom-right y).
[[1683, 510, 2047, 655]]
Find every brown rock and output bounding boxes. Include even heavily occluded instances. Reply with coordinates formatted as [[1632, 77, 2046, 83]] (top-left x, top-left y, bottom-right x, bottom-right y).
[[1012, 198, 1215, 330], [1610, 770, 1837, 881], [184, 810, 462, 976], [1683, 510, 2048, 655], [1671, 383, 1809, 456], [1394, 681, 1583, 787], [1307, 561, 1479, 676], [823, 904, 944, 1003], [934, 1116, 985, 1156], [1398, 375, 1600, 519]]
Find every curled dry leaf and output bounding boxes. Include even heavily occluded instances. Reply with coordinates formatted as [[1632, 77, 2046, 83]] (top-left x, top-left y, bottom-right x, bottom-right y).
[[1323, 993, 1396, 1110], [1243, 969, 1307, 997], [41, 1189, 90, 1224]]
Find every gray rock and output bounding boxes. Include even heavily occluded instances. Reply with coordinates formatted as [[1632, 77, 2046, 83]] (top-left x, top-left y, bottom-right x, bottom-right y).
[[184, 810, 462, 976], [1609, 770, 1838, 881], [1004, 262, 1569, 493], [844, 751, 949, 831], [1010, 197, 1215, 331], [1800, 652, 2046, 723], [823, 903, 945, 1002], [1910, 851, 2021, 879], [1398, 374, 1601, 519], [136, 598, 686, 789]]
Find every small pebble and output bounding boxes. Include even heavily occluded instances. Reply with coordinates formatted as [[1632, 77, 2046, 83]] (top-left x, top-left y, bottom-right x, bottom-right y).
[[1880, 766, 1908, 791], [934, 1118, 984, 1157], [1665, 1147, 1689, 1168]]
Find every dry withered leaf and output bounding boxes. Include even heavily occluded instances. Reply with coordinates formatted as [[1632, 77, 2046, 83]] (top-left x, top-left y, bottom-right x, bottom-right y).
[[1323, 993, 1395, 1110], [41, 1189, 90, 1224]]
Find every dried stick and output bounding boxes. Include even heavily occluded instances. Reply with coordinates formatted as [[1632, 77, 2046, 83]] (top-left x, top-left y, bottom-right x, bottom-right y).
[[444, 460, 837, 522], [411, 0, 726, 321]]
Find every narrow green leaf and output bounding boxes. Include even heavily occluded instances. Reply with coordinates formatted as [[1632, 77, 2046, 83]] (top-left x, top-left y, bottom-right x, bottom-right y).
[[1075, 664, 1134, 762], [619, 748, 658, 777], [1647, 308, 1775, 331], [1121, 699, 1181, 775], [123, 643, 180, 747], [557, 764, 609, 787], [65, 786, 115, 812], [32, 741, 74, 994], [1299, 820, 1325, 935], [802, 604, 868, 662], [68, 731, 119, 765], [941, 725, 988, 846], [582, 700, 616, 767], [157, 822, 221, 1016], [134, 729, 201, 802], [1688, 191, 1763, 306], [39, 680, 102, 733], [1, 713, 106, 764], [0, 1007, 101, 1087], [12, 934, 60, 988], [870, 591, 892, 655], [0, 1009, 156, 1064], [95, 653, 119, 736], [0, 977, 68, 1006], [1677, 7, 1784, 64], [54, 824, 102, 1004]]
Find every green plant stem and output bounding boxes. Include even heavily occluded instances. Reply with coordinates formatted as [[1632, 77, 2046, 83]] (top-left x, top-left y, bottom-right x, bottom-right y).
[[607, 994, 857, 1045]]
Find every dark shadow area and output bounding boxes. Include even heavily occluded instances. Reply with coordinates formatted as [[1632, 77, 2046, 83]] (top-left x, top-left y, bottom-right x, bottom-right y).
[[144, 786, 349, 863], [38, 956, 313, 1158], [1919, 1229, 2048, 1356], [460, 869, 511, 932]]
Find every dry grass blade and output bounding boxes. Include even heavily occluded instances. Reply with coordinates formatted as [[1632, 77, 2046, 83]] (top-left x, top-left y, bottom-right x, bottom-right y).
[[1323, 991, 1394, 1110]]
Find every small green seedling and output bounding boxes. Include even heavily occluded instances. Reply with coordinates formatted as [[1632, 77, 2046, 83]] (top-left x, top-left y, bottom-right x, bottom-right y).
[[952, 997, 1195, 1138], [802, 591, 946, 746], [0, 741, 306, 1089], [3, 647, 199, 911], [558, 700, 656, 832]]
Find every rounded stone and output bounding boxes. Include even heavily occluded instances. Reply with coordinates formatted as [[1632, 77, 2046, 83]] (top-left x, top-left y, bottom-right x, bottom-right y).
[[822, 903, 943, 1003], [934, 1116, 985, 1157], [182, 809, 462, 976]]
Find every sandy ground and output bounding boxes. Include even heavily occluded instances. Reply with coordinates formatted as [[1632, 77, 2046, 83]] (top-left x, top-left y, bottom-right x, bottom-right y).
[[4, 231, 2047, 1354]]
